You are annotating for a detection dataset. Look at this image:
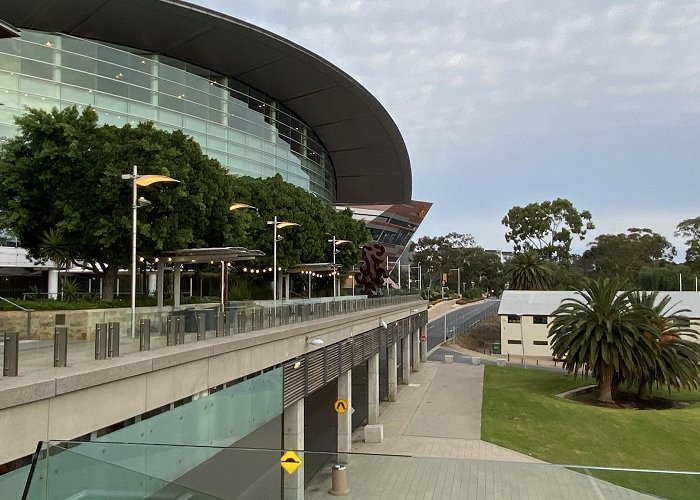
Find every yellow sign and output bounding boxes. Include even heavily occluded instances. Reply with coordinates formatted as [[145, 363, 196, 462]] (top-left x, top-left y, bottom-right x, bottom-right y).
[[280, 450, 302, 475], [334, 399, 349, 413]]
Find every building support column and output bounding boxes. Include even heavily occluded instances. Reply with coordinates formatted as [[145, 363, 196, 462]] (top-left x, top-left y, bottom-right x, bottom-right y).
[[47, 269, 59, 299], [337, 369, 352, 463], [412, 328, 421, 372], [401, 336, 411, 384], [387, 342, 397, 402], [173, 266, 181, 308], [156, 264, 164, 309], [283, 399, 304, 500], [368, 353, 379, 424]]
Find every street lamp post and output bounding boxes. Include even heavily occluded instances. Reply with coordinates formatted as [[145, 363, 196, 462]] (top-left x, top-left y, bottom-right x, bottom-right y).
[[450, 267, 461, 297], [328, 236, 351, 299], [267, 216, 298, 310], [121, 165, 179, 338]]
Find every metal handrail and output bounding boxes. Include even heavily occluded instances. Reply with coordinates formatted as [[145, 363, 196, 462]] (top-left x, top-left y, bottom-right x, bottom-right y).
[[0, 296, 34, 312]]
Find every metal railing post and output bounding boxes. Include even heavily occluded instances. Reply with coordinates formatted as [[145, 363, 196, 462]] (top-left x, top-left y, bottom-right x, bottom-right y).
[[139, 318, 151, 351], [196, 312, 206, 341], [95, 323, 107, 360], [54, 326, 68, 367], [166, 316, 175, 346], [3, 331, 19, 377], [175, 315, 185, 344], [108, 322, 120, 358], [216, 311, 223, 337]]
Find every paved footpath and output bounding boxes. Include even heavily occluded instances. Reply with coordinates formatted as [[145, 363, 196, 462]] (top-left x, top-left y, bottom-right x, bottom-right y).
[[305, 361, 654, 499]]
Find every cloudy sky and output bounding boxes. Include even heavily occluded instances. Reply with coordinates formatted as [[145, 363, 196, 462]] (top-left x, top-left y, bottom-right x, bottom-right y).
[[197, 0, 700, 258]]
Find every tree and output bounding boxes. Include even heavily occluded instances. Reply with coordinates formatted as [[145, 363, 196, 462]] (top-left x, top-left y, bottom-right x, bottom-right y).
[[675, 217, 700, 270], [628, 291, 700, 399], [0, 106, 240, 299], [579, 228, 675, 280], [228, 175, 369, 271], [548, 278, 658, 403], [505, 251, 553, 291], [502, 198, 594, 261]]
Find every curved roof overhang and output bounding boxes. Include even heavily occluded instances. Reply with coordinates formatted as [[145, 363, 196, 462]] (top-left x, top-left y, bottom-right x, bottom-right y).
[[0, 0, 411, 204]]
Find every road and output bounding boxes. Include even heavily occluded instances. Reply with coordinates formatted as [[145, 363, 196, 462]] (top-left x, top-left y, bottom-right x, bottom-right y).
[[426, 299, 500, 352]]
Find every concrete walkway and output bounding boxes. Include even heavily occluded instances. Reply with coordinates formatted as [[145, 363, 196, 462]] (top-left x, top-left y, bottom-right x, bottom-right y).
[[305, 361, 654, 499]]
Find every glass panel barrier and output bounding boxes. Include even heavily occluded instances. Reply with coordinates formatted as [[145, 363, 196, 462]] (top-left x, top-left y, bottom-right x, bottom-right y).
[[19, 442, 700, 499]]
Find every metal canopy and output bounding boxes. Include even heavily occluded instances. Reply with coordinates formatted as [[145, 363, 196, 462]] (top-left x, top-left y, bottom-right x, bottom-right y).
[[285, 263, 339, 274], [0, 19, 20, 39], [0, 0, 412, 204], [162, 247, 264, 264]]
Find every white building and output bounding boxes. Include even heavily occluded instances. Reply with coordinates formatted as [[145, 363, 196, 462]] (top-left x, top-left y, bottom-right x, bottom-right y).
[[498, 290, 700, 358]]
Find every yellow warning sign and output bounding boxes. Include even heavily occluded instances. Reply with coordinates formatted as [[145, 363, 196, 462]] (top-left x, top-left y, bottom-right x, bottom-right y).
[[334, 399, 348, 413], [280, 450, 302, 475]]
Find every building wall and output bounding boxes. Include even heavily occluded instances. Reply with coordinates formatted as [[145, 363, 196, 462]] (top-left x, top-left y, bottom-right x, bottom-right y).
[[500, 314, 553, 357], [0, 30, 335, 202]]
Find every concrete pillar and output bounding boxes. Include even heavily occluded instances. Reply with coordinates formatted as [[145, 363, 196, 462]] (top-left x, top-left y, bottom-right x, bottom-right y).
[[156, 264, 164, 309], [47, 269, 59, 299], [337, 369, 352, 463], [173, 266, 181, 308], [283, 399, 304, 500], [401, 336, 410, 384], [412, 328, 421, 372], [420, 324, 428, 362], [147, 273, 157, 295], [368, 353, 379, 424], [388, 342, 397, 402]]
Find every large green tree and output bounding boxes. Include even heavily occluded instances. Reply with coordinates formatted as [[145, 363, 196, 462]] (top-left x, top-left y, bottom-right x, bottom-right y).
[[502, 198, 594, 261], [548, 278, 659, 403], [628, 291, 700, 400], [675, 217, 700, 271], [505, 251, 553, 291], [228, 175, 369, 271], [0, 106, 241, 299], [579, 228, 675, 280]]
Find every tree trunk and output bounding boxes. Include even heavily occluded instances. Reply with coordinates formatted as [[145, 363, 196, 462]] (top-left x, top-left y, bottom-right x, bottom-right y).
[[597, 365, 615, 404], [101, 266, 118, 301], [638, 377, 652, 400]]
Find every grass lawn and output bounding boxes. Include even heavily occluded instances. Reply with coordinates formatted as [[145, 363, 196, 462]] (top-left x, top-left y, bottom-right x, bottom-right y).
[[481, 365, 700, 499]]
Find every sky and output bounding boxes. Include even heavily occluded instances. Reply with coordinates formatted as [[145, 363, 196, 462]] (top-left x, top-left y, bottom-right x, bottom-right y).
[[195, 0, 700, 259]]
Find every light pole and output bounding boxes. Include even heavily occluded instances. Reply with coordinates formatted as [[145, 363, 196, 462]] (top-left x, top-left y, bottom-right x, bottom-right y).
[[328, 236, 351, 298], [220, 203, 257, 311], [121, 165, 179, 338], [267, 216, 298, 309], [450, 267, 461, 297]]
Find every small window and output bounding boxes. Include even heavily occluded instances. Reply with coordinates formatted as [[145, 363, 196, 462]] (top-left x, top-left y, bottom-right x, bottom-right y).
[[533, 340, 549, 346], [533, 316, 548, 325], [507, 339, 521, 344], [507, 315, 520, 323]]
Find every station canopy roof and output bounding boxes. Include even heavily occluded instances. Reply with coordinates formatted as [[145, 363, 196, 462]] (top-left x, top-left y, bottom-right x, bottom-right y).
[[0, 0, 412, 204], [161, 247, 264, 264]]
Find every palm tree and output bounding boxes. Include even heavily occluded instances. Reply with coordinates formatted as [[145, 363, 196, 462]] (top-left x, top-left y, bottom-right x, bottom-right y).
[[628, 291, 700, 399], [548, 277, 658, 403], [505, 251, 553, 290]]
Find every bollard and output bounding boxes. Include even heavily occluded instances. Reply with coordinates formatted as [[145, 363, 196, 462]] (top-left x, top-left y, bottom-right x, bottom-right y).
[[444, 354, 453, 364], [329, 464, 349, 496], [3, 331, 19, 377], [108, 322, 120, 358], [95, 323, 107, 360], [54, 326, 68, 367], [139, 318, 151, 351]]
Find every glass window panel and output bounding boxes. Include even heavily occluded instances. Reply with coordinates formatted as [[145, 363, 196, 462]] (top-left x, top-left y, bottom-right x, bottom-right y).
[[183, 100, 208, 120], [95, 93, 128, 113], [245, 147, 262, 163], [97, 44, 129, 67], [159, 94, 184, 113], [128, 84, 151, 103], [20, 58, 53, 80], [207, 122, 227, 139], [183, 115, 207, 133], [0, 38, 20, 56], [228, 129, 246, 144], [61, 51, 96, 73], [60, 68, 96, 89], [60, 85, 95, 106], [208, 136, 227, 152], [21, 40, 54, 64], [128, 101, 156, 121], [61, 36, 96, 58], [158, 107, 183, 127], [19, 76, 59, 98], [20, 93, 56, 110], [95, 76, 128, 97]]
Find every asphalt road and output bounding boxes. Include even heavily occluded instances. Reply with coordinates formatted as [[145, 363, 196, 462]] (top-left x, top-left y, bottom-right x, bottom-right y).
[[426, 299, 500, 352]]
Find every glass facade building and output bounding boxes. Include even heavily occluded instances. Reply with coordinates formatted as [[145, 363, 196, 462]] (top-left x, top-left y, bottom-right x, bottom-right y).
[[0, 30, 336, 202]]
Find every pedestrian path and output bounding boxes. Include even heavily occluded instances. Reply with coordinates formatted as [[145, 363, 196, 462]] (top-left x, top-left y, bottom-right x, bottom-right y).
[[305, 361, 654, 499]]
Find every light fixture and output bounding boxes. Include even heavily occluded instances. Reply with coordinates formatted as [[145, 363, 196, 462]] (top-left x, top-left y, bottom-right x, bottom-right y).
[[379, 319, 388, 329], [307, 338, 324, 346], [137, 196, 150, 207], [229, 202, 257, 211], [293, 361, 302, 369]]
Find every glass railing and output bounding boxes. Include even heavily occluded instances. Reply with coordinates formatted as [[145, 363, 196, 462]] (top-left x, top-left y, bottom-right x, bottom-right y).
[[0, 295, 424, 377], [10, 440, 699, 499]]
